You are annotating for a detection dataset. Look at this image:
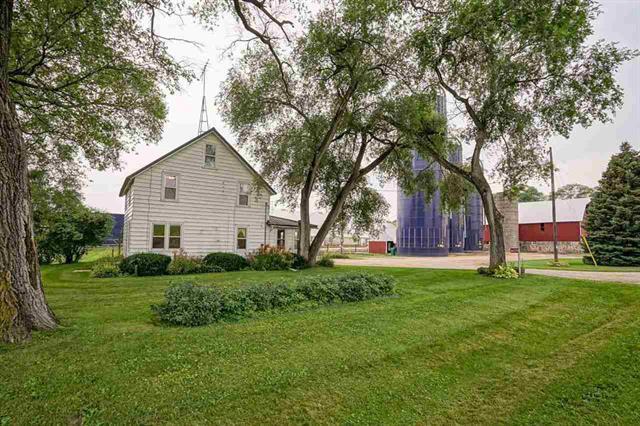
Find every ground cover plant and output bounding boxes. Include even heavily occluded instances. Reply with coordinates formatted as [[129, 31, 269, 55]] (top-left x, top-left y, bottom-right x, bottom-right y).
[[1, 264, 639, 424], [153, 272, 396, 326]]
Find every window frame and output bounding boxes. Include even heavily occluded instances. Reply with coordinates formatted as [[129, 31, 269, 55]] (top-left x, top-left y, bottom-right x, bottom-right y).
[[236, 227, 248, 250], [152, 224, 166, 249], [276, 229, 286, 249], [203, 143, 216, 169], [168, 224, 181, 249], [238, 182, 250, 207], [161, 172, 179, 201]]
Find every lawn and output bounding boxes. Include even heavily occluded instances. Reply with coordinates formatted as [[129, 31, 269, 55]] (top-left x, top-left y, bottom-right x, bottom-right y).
[[520, 257, 640, 272], [1, 264, 640, 424]]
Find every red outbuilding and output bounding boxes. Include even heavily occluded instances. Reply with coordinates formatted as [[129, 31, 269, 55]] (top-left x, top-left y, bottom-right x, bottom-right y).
[[484, 198, 590, 252]]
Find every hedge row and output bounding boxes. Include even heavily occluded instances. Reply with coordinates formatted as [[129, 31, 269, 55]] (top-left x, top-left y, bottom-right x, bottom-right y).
[[152, 272, 397, 326], [92, 245, 321, 278]]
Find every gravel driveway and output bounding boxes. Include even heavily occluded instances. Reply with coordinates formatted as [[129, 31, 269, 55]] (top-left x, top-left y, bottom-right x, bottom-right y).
[[335, 253, 640, 285]]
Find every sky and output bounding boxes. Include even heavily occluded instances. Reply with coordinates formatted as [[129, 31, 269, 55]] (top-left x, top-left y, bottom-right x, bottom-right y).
[[83, 0, 640, 221]]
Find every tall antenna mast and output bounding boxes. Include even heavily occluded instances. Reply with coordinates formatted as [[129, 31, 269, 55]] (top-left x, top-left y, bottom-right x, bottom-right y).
[[198, 60, 210, 134]]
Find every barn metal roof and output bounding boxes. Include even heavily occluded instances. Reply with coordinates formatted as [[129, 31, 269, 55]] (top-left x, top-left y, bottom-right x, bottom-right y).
[[518, 198, 590, 224]]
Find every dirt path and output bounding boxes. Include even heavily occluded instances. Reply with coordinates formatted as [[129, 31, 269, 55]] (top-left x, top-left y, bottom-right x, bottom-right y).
[[335, 253, 640, 285]]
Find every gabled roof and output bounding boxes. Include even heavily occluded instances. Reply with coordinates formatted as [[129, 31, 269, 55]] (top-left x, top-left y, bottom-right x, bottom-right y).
[[267, 215, 318, 229], [119, 127, 276, 196], [518, 198, 590, 224]]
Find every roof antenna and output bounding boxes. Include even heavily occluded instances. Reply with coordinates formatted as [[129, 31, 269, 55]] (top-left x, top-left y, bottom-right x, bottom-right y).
[[198, 60, 210, 134]]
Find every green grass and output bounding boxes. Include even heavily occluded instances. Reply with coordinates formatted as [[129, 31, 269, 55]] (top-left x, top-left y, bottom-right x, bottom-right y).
[[520, 257, 640, 272], [80, 246, 121, 263], [1, 265, 640, 424]]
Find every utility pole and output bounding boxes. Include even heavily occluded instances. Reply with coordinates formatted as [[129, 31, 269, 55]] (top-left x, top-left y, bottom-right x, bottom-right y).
[[197, 60, 210, 134], [549, 147, 559, 263]]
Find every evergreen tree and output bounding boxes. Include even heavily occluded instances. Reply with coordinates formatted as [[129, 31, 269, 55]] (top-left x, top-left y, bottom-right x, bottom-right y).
[[584, 143, 640, 266]]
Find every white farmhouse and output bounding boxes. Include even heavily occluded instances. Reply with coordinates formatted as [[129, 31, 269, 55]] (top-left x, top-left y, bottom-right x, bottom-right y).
[[119, 127, 304, 257]]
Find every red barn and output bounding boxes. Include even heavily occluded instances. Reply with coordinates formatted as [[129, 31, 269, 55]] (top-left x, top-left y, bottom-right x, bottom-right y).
[[484, 198, 589, 253]]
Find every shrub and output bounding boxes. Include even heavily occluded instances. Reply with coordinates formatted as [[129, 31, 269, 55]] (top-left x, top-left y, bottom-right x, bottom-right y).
[[120, 253, 171, 276], [240, 283, 305, 311], [203, 252, 249, 272], [152, 283, 224, 326], [90, 262, 121, 278], [316, 256, 335, 267], [153, 272, 397, 326], [493, 265, 520, 279], [298, 272, 396, 303], [250, 245, 293, 271], [167, 254, 224, 275], [291, 253, 308, 270], [477, 266, 492, 275]]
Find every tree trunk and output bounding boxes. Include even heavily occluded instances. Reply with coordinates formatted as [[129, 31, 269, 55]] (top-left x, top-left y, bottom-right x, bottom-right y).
[[471, 173, 506, 268], [298, 189, 311, 261], [0, 0, 57, 343]]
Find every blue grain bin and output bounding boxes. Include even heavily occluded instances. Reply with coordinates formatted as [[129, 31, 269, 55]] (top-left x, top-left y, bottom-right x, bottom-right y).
[[396, 92, 484, 256], [464, 191, 484, 251]]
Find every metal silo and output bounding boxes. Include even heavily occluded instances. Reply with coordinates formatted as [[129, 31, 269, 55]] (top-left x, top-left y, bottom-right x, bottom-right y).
[[397, 92, 451, 256], [464, 191, 484, 251]]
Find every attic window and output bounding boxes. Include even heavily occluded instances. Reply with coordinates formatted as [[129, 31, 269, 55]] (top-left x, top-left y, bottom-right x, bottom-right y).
[[163, 175, 177, 200], [204, 144, 216, 168], [238, 183, 250, 206]]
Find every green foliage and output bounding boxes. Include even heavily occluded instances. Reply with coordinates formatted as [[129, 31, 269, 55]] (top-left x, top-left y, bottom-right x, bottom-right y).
[[203, 252, 249, 272], [90, 263, 121, 278], [316, 256, 335, 268], [153, 272, 396, 326], [36, 202, 113, 264], [120, 253, 171, 277], [249, 246, 294, 271], [9, 0, 190, 185], [152, 283, 225, 327], [167, 255, 223, 275], [492, 265, 520, 279], [291, 253, 308, 270], [515, 185, 547, 203], [326, 253, 350, 259], [556, 183, 593, 200], [296, 272, 396, 303], [584, 143, 640, 266], [410, 0, 636, 237]]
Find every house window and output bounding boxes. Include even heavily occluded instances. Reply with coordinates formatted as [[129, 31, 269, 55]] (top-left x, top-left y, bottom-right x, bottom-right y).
[[277, 229, 285, 249], [540, 223, 545, 231], [237, 227, 247, 249], [152, 224, 165, 249], [169, 225, 181, 249], [238, 183, 250, 206], [204, 144, 216, 168], [163, 174, 177, 200]]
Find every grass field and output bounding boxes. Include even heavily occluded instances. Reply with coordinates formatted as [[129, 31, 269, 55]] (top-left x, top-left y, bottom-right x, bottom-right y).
[[520, 257, 640, 272], [1, 264, 639, 424]]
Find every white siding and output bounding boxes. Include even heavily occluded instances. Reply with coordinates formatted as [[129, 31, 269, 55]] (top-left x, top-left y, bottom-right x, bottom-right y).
[[267, 226, 298, 252], [124, 133, 272, 257]]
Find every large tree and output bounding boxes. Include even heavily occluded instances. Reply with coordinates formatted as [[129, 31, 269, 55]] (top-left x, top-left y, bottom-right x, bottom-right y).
[[220, 0, 444, 264], [584, 142, 640, 266], [1, 0, 188, 342], [409, 0, 636, 267], [516, 185, 546, 203], [556, 183, 593, 200]]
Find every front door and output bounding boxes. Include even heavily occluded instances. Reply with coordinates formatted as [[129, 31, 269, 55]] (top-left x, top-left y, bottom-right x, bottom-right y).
[[277, 229, 286, 249]]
